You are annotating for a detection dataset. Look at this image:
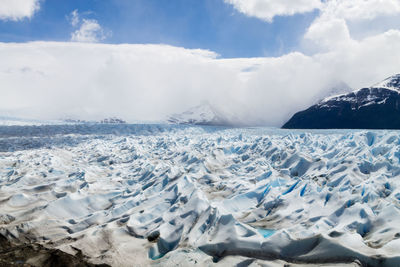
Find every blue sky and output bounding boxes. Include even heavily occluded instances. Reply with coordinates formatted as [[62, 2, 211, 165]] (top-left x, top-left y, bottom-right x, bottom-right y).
[[0, 0, 319, 58]]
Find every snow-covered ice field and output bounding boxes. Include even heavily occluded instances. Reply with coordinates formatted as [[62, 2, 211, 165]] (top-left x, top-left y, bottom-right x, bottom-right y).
[[1, 124, 400, 266]]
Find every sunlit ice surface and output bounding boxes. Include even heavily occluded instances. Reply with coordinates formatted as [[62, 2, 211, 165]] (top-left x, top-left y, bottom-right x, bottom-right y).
[[1, 124, 400, 266]]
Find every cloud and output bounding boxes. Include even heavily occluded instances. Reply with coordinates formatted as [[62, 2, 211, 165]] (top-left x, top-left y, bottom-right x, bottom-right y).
[[0, 0, 40, 21], [223, 0, 400, 23], [0, 42, 225, 122], [320, 0, 400, 21], [224, 0, 321, 22], [304, 0, 400, 50], [0, 33, 399, 126], [68, 10, 109, 43], [71, 19, 107, 43], [68, 9, 79, 27], [305, 18, 353, 50]]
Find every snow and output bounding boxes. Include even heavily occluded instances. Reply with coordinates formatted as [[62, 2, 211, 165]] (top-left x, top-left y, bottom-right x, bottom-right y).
[[1, 124, 400, 266], [372, 74, 400, 92], [167, 102, 233, 126], [318, 74, 400, 109]]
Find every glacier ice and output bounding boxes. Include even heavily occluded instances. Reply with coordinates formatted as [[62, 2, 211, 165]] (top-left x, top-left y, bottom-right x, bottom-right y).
[[1, 125, 400, 266]]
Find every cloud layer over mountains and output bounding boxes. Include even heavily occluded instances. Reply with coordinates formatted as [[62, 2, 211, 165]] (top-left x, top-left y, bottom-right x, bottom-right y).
[[1, 0, 400, 126]]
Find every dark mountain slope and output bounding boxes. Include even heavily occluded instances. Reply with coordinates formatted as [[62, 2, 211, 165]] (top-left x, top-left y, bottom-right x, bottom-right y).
[[283, 74, 400, 129]]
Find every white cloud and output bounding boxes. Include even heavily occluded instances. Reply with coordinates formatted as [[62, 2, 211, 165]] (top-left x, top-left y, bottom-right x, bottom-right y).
[[0, 35, 399, 126], [305, 0, 400, 50], [0, 0, 40, 21], [0, 42, 226, 122], [68, 9, 79, 27], [320, 0, 400, 21], [71, 19, 106, 43], [224, 0, 400, 23], [224, 0, 321, 22], [305, 18, 353, 50], [69, 10, 108, 43]]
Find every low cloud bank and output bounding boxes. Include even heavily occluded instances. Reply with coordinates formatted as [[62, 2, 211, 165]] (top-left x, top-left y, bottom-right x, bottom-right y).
[[0, 31, 399, 126]]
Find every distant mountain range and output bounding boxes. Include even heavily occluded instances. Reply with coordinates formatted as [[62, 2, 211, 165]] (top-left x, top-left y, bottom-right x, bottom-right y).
[[63, 117, 126, 124], [167, 83, 354, 127], [167, 102, 234, 126], [283, 74, 400, 129]]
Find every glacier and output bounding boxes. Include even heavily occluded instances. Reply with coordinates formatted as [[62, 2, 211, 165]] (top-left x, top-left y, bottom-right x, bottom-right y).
[[1, 124, 400, 266]]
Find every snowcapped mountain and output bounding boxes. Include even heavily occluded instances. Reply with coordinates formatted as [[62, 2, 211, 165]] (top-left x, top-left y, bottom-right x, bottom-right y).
[[373, 73, 400, 90], [167, 102, 233, 126], [283, 74, 400, 129]]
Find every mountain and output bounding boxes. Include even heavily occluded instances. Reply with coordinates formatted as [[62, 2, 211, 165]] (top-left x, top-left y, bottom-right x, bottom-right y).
[[283, 74, 400, 129], [167, 102, 233, 126], [100, 117, 126, 124]]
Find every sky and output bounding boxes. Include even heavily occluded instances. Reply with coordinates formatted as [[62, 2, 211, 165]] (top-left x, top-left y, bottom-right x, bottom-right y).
[[0, 0, 319, 57], [1, 0, 400, 126]]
